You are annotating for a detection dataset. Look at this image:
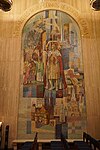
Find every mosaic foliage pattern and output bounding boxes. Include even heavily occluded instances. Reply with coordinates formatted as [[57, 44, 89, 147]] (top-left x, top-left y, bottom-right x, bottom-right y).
[[21, 10, 87, 139]]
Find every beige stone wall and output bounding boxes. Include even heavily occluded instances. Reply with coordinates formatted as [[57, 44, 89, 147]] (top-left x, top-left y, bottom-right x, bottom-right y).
[[0, 0, 100, 148]]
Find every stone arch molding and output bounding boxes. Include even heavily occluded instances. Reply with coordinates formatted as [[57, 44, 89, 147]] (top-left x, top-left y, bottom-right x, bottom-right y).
[[13, 1, 90, 38]]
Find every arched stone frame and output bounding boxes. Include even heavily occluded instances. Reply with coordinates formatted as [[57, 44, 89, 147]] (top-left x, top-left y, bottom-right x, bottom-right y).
[[13, 1, 90, 38], [15, 1, 90, 139]]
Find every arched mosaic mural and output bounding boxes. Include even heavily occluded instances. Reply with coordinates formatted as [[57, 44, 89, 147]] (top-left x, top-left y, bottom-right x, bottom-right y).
[[21, 10, 87, 139]]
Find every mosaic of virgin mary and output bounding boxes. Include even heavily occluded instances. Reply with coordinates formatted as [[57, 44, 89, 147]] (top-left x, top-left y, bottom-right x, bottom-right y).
[[22, 10, 86, 138]]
